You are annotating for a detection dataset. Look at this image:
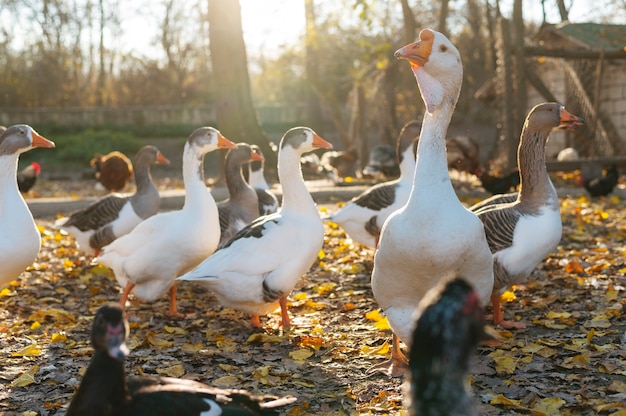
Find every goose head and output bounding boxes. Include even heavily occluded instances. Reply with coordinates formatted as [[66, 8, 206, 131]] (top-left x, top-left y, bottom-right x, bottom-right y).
[[280, 127, 333, 155], [395, 29, 462, 114], [186, 126, 236, 156], [135, 145, 170, 166], [249, 145, 265, 173], [228, 143, 264, 166], [0, 124, 55, 156], [524, 103, 585, 135]]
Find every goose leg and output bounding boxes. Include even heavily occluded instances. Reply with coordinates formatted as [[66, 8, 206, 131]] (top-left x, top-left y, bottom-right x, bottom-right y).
[[279, 297, 291, 330], [250, 315, 262, 328], [366, 333, 408, 377], [491, 293, 526, 329], [119, 282, 135, 311], [167, 285, 185, 318]]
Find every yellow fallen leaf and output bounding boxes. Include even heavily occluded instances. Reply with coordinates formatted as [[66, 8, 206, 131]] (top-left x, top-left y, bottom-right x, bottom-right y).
[[163, 326, 187, 335], [342, 302, 357, 311], [0, 287, 12, 297], [546, 311, 571, 320], [30, 321, 41, 330], [12, 344, 41, 357], [361, 339, 390, 356], [292, 292, 307, 301], [605, 285, 618, 302], [51, 333, 67, 343], [246, 333, 285, 344], [55, 286, 70, 295], [292, 380, 316, 388], [365, 310, 384, 322], [181, 342, 204, 352], [531, 397, 565, 415], [289, 348, 314, 361], [156, 363, 185, 378], [374, 317, 390, 331], [490, 394, 523, 407], [147, 333, 173, 348], [488, 350, 517, 375], [607, 380, 626, 394], [212, 375, 240, 388], [11, 365, 38, 387], [500, 290, 516, 303], [27, 308, 76, 324]]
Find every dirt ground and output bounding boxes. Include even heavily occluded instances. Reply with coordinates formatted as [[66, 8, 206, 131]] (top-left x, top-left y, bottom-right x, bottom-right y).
[[0, 176, 625, 415]]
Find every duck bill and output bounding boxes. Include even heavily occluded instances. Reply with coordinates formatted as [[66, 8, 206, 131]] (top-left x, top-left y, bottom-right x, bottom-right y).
[[105, 323, 129, 360], [156, 152, 170, 165], [394, 28, 434, 68], [558, 108, 585, 131], [217, 133, 237, 149], [251, 151, 264, 162], [312, 133, 333, 149], [31, 130, 56, 148]]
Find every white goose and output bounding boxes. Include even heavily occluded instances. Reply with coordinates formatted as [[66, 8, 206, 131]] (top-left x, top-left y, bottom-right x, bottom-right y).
[[369, 29, 494, 376], [472, 102, 584, 328], [217, 143, 263, 248], [56, 145, 169, 256], [95, 127, 236, 316], [326, 120, 420, 248], [248, 145, 279, 216], [178, 127, 333, 329], [0, 125, 55, 287]]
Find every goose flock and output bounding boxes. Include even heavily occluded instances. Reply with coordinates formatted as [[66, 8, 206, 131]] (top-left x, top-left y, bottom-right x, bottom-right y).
[[1, 28, 590, 414]]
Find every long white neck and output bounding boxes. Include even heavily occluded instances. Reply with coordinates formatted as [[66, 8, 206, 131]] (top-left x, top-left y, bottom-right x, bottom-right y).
[[248, 165, 269, 190], [398, 145, 417, 182], [278, 147, 316, 215], [406, 101, 458, 209], [0, 154, 24, 210], [181, 144, 214, 212]]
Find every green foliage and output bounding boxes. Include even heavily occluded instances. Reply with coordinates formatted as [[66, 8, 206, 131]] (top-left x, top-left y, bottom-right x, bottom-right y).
[[19, 129, 142, 168]]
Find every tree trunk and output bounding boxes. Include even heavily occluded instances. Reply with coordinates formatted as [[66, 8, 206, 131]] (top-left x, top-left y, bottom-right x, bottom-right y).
[[304, 0, 324, 131], [513, 0, 526, 134], [400, 0, 416, 43], [208, 0, 276, 174], [438, 0, 450, 37], [556, 0, 569, 21]]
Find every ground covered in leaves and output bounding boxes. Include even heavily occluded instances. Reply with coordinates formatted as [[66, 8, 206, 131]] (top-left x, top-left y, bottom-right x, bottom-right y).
[[1, 183, 625, 415]]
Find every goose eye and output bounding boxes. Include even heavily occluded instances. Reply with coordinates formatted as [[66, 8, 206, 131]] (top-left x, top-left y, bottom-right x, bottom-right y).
[[440, 45, 448, 52]]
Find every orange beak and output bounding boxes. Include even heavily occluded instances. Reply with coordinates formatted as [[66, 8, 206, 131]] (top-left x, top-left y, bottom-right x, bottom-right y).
[[394, 29, 435, 68], [558, 108, 585, 131], [312, 133, 333, 149], [251, 151, 264, 162], [217, 133, 237, 149], [31, 130, 55, 148], [156, 152, 170, 164]]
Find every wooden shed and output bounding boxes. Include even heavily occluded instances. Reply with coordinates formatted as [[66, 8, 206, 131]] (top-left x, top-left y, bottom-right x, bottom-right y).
[[477, 22, 626, 168]]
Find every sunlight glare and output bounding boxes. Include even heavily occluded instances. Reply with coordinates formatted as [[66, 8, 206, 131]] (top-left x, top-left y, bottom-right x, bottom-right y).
[[240, 0, 305, 57]]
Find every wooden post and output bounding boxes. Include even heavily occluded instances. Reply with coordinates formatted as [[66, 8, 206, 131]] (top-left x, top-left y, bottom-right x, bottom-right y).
[[498, 17, 517, 170]]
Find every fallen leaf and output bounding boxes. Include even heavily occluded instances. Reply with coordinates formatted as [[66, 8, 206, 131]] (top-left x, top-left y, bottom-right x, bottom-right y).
[[488, 350, 517, 375], [246, 333, 285, 344], [212, 375, 240, 388], [12, 344, 41, 357], [531, 397, 565, 415], [289, 348, 314, 361], [146, 332, 173, 348], [156, 363, 185, 378], [10, 365, 39, 387], [361, 340, 390, 356]]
